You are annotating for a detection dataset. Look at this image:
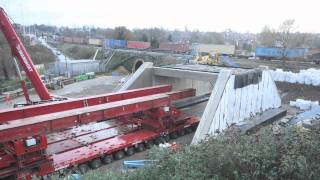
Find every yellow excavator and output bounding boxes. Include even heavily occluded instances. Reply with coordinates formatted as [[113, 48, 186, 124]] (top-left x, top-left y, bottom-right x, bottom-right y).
[[195, 52, 239, 68], [196, 52, 221, 65]]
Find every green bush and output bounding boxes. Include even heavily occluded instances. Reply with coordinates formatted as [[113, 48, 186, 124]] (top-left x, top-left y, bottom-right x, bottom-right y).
[[83, 127, 320, 180]]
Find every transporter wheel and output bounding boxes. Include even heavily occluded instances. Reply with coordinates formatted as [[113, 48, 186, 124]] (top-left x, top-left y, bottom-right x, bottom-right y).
[[185, 127, 193, 134], [177, 129, 185, 136], [102, 155, 113, 164], [136, 143, 145, 152], [126, 147, 135, 156], [89, 159, 102, 169], [154, 138, 161, 145], [192, 124, 198, 131], [170, 132, 178, 139], [163, 135, 170, 142], [145, 141, 154, 149], [79, 164, 89, 174], [114, 150, 125, 160]]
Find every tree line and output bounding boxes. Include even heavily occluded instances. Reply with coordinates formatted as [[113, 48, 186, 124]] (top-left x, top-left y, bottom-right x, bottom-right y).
[[35, 20, 320, 50]]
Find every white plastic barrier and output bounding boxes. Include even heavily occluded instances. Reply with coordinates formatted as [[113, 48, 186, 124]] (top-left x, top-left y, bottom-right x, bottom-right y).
[[208, 70, 281, 134], [289, 99, 319, 110], [269, 68, 320, 86], [192, 70, 282, 144]]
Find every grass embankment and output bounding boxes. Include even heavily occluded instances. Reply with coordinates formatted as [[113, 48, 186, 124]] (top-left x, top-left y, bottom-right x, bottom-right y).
[[55, 43, 104, 60], [83, 127, 320, 180]]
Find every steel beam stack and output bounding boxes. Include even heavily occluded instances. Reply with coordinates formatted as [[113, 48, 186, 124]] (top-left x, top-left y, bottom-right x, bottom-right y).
[[0, 85, 199, 179]]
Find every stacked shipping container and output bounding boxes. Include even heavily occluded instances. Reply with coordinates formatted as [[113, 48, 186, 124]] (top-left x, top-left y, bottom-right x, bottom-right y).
[[88, 38, 103, 46], [127, 41, 151, 49], [72, 37, 86, 44], [62, 37, 73, 43], [158, 42, 190, 53], [62, 37, 86, 44], [255, 47, 309, 59], [104, 39, 127, 48]]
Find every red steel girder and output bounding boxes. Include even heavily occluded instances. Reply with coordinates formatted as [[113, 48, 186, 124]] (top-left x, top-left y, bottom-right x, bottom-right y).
[[0, 94, 170, 143], [0, 84, 172, 123], [0, 88, 195, 143]]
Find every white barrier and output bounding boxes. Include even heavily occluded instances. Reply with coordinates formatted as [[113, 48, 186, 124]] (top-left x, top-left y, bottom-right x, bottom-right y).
[[269, 68, 320, 86], [289, 99, 319, 110], [192, 70, 281, 144]]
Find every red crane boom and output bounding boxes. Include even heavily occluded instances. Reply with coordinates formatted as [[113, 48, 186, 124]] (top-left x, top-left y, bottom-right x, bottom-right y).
[[0, 7, 51, 101]]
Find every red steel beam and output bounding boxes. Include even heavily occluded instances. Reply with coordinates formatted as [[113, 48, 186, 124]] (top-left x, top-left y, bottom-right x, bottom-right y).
[[0, 94, 170, 142], [0, 88, 195, 143], [0, 85, 172, 123]]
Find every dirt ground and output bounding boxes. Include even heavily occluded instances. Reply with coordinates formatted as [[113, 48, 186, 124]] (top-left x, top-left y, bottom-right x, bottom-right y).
[[276, 82, 320, 104], [233, 58, 320, 72]]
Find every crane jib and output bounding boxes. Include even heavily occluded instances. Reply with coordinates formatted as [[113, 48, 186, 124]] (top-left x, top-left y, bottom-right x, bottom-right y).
[[16, 44, 33, 72]]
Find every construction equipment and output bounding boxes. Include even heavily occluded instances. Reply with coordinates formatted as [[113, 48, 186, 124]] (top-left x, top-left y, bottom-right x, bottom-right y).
[[0, 85, 199, 179], [196, 52, 221, 65], [0, 8, 201, 179], [0, 7, 64, 105], [196, 53, 239, 68]]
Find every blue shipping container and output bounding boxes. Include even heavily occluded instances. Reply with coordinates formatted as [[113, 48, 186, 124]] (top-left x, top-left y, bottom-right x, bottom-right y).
[[104, 39, 127, 48], [255, 47, 308, 59]]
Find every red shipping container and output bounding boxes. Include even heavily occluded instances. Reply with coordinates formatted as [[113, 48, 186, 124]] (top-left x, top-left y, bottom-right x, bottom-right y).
[[72, 37, 85, 44], [159, 42, 190, 53], [63, 37, 73, 43], [127, 41, 151, 49]]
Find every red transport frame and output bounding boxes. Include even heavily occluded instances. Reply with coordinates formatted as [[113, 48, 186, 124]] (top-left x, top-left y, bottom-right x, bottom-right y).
[[0, 85, 172, 123], [0, 88, 198, 179]]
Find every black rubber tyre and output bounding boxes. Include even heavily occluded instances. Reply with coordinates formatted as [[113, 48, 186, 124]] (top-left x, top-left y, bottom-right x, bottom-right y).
[[170, 132, 178, 139], [145, 141, 154, 149], [102, 155, 113, 164], [192, 124, 198, 131], [164, 135, 170, 142], [185, 127, 193, 134], [126, 147, 135, 156], [89, 159, 102, 169], [79, 164, 89, 174], [154, 138, 161, 145], [177, 129, 185, 136], [136, 143, 145, 152], [114, 150, 125, 160]]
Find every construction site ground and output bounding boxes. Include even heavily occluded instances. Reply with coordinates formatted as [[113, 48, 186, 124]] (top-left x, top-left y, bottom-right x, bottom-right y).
[[233, 58, 320, 71]]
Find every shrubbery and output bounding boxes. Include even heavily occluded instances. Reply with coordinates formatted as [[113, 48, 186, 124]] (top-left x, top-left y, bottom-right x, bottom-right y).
[[83, 127, 320, 180]]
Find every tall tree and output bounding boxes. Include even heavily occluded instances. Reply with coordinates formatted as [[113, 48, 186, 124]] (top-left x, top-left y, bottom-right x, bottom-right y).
[[150, 37, 159, 48], [113, 26, 133, 40], [167, 34, 173, 42], [277, 19, 296, 58], [259, 26, 277, 47], [141, 33, 148, 42]]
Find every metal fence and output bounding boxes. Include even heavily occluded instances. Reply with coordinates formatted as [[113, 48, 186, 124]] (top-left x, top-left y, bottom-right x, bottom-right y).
[[46, 60, 104, 77]]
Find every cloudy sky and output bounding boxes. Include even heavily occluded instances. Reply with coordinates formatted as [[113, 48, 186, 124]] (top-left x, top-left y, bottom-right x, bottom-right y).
[[0, 0, 318, 33]]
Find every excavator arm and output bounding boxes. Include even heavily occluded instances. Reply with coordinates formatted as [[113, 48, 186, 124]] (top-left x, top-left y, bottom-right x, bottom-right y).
[[0, 7, 51, 101]]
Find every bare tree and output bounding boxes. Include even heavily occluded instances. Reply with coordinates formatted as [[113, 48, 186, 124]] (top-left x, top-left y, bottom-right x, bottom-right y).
[[259, 26, 277, 47], [278, 19, 297, 58]]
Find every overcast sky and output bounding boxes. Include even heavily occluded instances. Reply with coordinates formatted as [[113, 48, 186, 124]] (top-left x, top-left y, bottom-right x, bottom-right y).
[[0, 0, 319, 33]]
